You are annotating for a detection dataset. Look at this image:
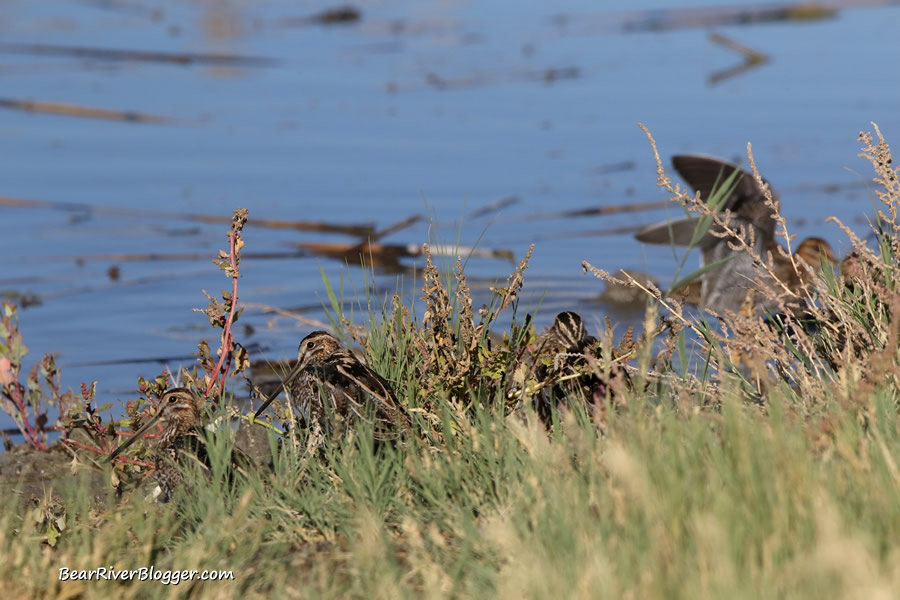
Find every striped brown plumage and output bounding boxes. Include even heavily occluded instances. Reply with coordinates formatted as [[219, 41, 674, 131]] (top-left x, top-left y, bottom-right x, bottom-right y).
[[533, 312, 616, 426], [254, 331, 410, 441], [108, 388, 247, 502]]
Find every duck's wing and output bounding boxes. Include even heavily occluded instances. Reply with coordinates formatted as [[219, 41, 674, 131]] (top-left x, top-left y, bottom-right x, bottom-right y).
[[636, 155, 776, 249], [634, 217, 718, 248], [672, 155, 767, 210]]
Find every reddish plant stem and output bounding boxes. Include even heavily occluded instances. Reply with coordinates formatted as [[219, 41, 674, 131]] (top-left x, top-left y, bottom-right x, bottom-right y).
[[204, 231, 239, 398], [6, 380, 47, 450], [50, 424, 159, 439], [62, 438, 108, 455]]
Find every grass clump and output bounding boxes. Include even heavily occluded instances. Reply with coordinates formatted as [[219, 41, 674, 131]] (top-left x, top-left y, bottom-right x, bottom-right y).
[[1, 126, 900, 599]]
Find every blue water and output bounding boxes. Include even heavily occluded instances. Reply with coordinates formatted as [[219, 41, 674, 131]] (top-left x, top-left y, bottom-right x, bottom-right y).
[[1, 0, 898, 437]]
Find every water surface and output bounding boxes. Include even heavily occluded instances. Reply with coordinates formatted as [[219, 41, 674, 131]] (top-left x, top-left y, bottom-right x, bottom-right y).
[[1, 0, 898, 434]]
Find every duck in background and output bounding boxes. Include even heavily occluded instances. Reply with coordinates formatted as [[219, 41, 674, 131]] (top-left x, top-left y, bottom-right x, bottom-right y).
[[636, 154, 840, 317], [671, 236, 837, 313]]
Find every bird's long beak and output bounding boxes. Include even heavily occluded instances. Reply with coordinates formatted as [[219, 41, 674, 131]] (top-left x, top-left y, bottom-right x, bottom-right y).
[[107, 409, 164, 462], [253, 360, 305, 420]]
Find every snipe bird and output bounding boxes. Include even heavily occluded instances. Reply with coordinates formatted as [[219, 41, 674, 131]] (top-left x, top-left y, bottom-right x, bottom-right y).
[[533, 312, 617, 426], [108, 387, 246, 502], [635, 154, 779, 315], [757, 236, 837, 315], [253, 331, 410, 442]]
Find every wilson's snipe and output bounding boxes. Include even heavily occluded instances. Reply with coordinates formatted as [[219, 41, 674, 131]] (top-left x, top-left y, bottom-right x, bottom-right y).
[[534, 312, 617, 426], [253, 331, 410, 442], [108, 387, 246, 502], [635, 154, 779, 314]]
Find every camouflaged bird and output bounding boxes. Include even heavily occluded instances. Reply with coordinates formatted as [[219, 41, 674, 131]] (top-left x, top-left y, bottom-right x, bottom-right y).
[[809, 248, 889, 367], [108, 388, 248, 502], [636, 154, 780, 315], [253, 331, 410, 442], [533, 312, 618, 427]]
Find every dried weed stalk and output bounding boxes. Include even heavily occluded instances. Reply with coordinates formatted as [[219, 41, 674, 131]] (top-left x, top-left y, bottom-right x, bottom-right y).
[[583, 123, 900, 420], [193, 208, 251, 399], [413, 243, 535, 414]]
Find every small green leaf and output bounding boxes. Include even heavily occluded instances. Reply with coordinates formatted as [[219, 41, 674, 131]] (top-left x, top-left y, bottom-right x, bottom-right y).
[[9, 333, 28, 362], [668, 253, 739, 295], [318, 264, 342, 316]]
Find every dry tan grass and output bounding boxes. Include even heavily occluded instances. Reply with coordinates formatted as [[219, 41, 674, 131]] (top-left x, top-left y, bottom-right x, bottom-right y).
[[583, 123, 900, 429]]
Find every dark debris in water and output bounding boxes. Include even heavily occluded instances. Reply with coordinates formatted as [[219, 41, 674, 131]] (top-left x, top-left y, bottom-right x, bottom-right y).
[[289, 240, 514, 272], [620, 2, 837, 33], [0, 98, 172, 125], [707, 32, 770, 85], [77, 0, 163, 20], [423, 66, 581, 92], [276, 5, 362, 28], [584, 160, 637, 176], [0, 290, 43, 308], [0, 42, 278, 67], [1, 195, 376, 237], [517, 199, 669, 223], [249, 358, 298, 399], [469, 195, 520, 220]]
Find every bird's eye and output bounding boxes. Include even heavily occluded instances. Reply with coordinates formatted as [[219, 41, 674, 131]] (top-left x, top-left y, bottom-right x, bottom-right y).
[[168, 396, 177, 404], [306, 341, 315, 350]]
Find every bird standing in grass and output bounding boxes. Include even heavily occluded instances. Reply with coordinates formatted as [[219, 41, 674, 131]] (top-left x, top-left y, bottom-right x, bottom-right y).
[[253, 331, 410, 442], [533, 312, 620, 427], [108, 387, 247, 502]]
